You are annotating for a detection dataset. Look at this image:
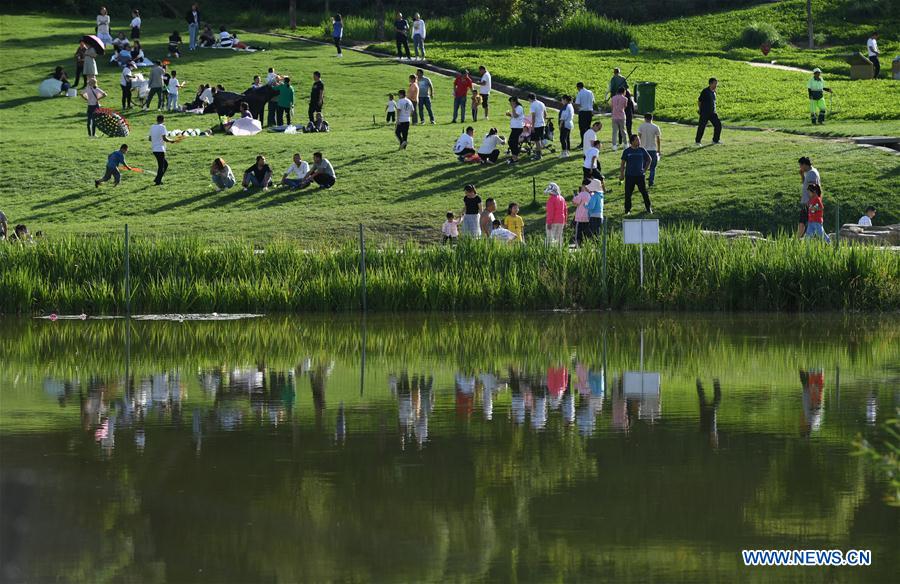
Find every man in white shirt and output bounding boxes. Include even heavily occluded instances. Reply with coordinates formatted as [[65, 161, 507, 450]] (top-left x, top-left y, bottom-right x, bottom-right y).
[[281, 153, 310, 189], [637, 113, 662, 187], [574, 81, 595, 148], [528, 92, 547, 160], [867, 32, 880, 78], [477, 66, 492, 119], [394, 89, 414, 149], [120, 62, 135, 109], [454, 126, 476, 159], [412, 13, 426, 60], [148, 114, 175, 185], [858, 206, 876, 226], [582, 121, 602, 154]]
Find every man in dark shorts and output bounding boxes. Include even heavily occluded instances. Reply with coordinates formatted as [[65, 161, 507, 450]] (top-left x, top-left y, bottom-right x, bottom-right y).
[[528, 92, 547, 160], [797, 156, 820, 238], [309, 71, 324, 123], [619, 134, 653, 215]]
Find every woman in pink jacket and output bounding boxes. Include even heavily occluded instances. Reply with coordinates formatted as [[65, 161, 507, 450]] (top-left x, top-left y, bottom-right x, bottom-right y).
[[544, 182, 568, 246]]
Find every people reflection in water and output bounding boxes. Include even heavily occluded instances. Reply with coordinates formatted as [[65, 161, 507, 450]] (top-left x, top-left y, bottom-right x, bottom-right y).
[[508, 367, 530, 426], [455, 371, 476, 419], [394, 372, 434, 447], [696, 378, 722, 448], [309, 362, 333, 430], [800, 369, 825, 435], [575, 363, 604, 437]]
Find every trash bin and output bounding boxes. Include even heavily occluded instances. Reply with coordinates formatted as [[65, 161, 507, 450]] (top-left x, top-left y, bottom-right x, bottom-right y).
[[634, 82, 657, 114]]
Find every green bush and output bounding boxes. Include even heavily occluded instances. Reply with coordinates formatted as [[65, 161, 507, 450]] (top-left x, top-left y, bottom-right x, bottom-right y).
[[544, 11, 635, 50], [736, 22, 785, 49]]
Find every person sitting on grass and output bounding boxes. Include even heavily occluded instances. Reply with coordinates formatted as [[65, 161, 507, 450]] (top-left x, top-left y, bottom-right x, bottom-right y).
[[477, 128, 505, 165], [95, 144, 132, 188], [490, 219, 519, 242], [858, 206, 876, 226], [210, 157, 236, 191], [199, 24, 215, 47], [281, 153, 310, 189], [218, 26, 235, 48], [11, 224, 34, 244], [52, 66, 70, 94], [243, 155, 273, 191], [0, 208, 8, 240], [301, 152, 336, 189], [454, 126, 476, 160], [168, 30, 182, 58]]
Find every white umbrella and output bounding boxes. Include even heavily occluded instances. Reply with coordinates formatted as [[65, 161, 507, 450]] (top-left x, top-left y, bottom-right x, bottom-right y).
[[38, 78, 63, 97], [228, 117, 262, 136]]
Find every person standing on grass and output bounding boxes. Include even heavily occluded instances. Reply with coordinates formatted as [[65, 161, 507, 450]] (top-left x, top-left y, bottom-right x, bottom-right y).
[[81, 78, 106, 137], [395, 89, 413, 149], [583, 139, 602, 181], [144, 61, 165, 110], [120, 61, 135, 109], [477, 66, 492, 119], [624, 88, 636, 137], [480, 198, 497, 237], [506, 96, 525, 164], [281, 153, 309, 189], [637, 113, 661, 187], [586, 177, 606, 237], [82, 41, 99, 86], [803, 183, 830, 242], [528, 93, 547, 160], [470, 89, 482, 122], [332, 14, 343, 57], [95, 144, 132, 188], [695, 77, 722, 146], [452, 70, 473, 123], [867, 32, 880, 78], [243, 155, 273, 191], [210, 157, 236, 191], [167, 70, 185, 112], [412, 13, 426, 60], [572, 180, 593, 247], [454, 126, 476, 160], [558, 95, 574, 158], [149, 114, 175, 186], [610, 86, 627, 151], [130, 9, 141, 40], [797, 156, 820, 238], [416, 69, 435, 124], [807, 68, 832, 125], [385, 93, 397, 122], [407, 74, 420, 124], [186, 3, 200, 51], [302, 152, 336, 188], [574, 82, 594, 149], [96, 7, 112, 46], [275, 76, 294, 126], [394, 12, 411, 60], [619, 134, 653, 215], [461, 184, 483, 237], [309, 72, 324, 123], [477, 128, 505, 164], [504, 202, 525, 242], [544, 183, 567, 247], [74, 44, 86, 89]]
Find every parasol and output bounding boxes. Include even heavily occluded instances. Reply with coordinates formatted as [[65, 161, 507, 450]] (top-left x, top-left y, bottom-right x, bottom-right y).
[[228, 117, 262, 136], [38, 78, 63, 97], [81, 34, 105, 55], [94, 108, 130, 137]]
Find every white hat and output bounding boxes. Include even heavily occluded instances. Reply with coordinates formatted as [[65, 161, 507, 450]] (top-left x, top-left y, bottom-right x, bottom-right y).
[[544, 182, 561, 195], [586, 178, 604, 192], [813, 67, 822, 73]]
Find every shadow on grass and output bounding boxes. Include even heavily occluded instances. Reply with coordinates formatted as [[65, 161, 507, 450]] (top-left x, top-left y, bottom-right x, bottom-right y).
[[149, 189, 220, 213]]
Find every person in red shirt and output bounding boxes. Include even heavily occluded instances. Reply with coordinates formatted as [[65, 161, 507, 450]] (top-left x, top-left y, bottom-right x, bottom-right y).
[[803, 183, 830, 242], [452, 70, 473, 124]]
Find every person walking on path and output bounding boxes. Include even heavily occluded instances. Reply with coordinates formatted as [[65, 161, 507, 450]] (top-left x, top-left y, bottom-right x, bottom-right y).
[[807, 68, 832, 125], [452, 71, 473, 123], [695, 78, 722, 146], [558, 95, 574, 157], [477, 66, 491, 119], [461, 184, 483, 237], [81, 78, 106, 137], [610, 86, 628, 151], [544, 183, 568, 246], [407, 74, 420, 125], [412, 13, 426, 60], [619, 134, 653, 215], [506, 96, 525, 165], [144, 61, 166, 110], [416, 69, 435, 124], [608, 68, 627, 100], [309, 71, 324, 123], [480, 198, 497, 237], [186, 3, 200, 51], [528, 93, 547, 160], [395, 89, 414, 149], [95, 144, 132, 188], [394, 12, 411, 60], [803, 183, 830, 242], [867, 32, 880, 78], [637, 113, 661, 187], [797, 156, 820, 238], [574, 82, 594, 149], [149, 114, 175, 186], [332, 14, 343, 57]]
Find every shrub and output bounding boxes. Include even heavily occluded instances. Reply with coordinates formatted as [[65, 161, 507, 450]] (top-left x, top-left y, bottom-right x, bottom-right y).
[[736, 22, 785, 49], [544, 11, 635, 50]]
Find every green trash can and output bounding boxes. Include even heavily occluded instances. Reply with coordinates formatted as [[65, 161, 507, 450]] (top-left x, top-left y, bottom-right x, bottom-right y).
[[634, 81, 657, 114]]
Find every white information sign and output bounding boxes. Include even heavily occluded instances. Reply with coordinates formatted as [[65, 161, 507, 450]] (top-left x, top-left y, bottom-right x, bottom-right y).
[[622, 219, 660, 287]]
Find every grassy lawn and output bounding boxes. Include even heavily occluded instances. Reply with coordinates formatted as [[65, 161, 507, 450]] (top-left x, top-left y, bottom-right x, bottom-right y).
[[0, 14, 897, 245]]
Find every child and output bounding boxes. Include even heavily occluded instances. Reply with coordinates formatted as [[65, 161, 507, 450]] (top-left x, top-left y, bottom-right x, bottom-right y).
[[168, 31, 182, 58], [167, 70, 185, 111], [471, 89, 482, 122], [95, 144, 133, 188], [130, 9, 142, 40], [490, 219, 519, 242], [266, 67, 279, 85], [572, 181, 593, 246], [442, 212, 461, 244], [386, 93, 397, 123], [803, 183, 830, 242], [858, 206, 876, 226], [504, 202, 525, 243]]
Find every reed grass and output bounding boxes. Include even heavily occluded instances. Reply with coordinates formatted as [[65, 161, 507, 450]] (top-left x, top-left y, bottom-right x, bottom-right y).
[[1, 228, 897, 314]]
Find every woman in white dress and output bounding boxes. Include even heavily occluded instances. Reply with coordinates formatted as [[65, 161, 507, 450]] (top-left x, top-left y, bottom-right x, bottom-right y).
[[82, 42, 99, 84], [96, 7, 113, 46]]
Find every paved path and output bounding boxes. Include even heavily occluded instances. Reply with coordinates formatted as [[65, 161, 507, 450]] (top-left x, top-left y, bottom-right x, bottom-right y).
[[745, 61, 812, 74]]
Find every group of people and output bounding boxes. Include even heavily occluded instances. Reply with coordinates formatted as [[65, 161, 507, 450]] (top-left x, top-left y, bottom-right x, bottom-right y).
[[0, 210, 35, 243], [795, 156, 878, 243], [208, 152, 336, 191]]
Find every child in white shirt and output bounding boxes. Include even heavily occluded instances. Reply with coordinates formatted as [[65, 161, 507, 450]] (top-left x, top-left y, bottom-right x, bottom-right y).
[[442, 212, 462, 244], [386, 93, 397, 123], [167, 71, 184, 111], [858, 206, 876, 226]]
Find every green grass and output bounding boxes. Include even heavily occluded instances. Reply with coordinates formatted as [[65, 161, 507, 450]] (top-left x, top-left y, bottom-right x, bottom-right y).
[[3, 229, 899, 314]]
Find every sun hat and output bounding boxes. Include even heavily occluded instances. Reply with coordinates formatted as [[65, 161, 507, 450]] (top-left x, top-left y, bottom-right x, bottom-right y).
[[544, 182, 561, 196], [813, 67, 822, 73]]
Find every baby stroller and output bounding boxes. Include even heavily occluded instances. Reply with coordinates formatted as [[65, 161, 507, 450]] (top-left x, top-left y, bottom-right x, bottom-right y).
[[520, 119, 556, 157]]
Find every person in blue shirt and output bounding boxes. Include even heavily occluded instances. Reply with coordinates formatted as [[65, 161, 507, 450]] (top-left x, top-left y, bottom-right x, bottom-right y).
[[95, 144, 133, 188], [618, 134, 653, 215]]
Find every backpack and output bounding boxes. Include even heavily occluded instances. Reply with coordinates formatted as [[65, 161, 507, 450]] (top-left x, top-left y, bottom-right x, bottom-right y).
[[586, 191, 604, 215]]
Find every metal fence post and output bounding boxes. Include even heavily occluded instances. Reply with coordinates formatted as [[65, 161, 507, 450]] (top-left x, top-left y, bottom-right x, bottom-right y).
[[359, 224, 367, 312]]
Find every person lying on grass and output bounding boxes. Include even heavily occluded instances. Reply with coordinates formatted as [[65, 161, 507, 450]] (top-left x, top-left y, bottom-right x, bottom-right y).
[[243, 155, 273, 191], [95, 144, 133, 188]]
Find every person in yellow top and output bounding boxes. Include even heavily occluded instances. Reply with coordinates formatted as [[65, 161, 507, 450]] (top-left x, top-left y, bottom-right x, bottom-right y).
[[504, 202, 525, 242], [807, 68, 832, 125], [471, 89, 483, 122]]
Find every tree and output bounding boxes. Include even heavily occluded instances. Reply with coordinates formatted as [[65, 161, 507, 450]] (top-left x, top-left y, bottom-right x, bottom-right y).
[[376, 0, 385, 41], [518, 0, 583, 46], [289, 0, 296, 30], [807, 0, 814, 49]]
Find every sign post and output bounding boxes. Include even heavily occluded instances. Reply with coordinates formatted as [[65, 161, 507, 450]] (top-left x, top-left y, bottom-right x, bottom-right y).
[[622, 219, 659, 288]]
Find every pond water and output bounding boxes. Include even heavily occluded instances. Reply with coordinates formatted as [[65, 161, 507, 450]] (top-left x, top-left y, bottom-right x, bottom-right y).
[[1, 314, 898, 583]]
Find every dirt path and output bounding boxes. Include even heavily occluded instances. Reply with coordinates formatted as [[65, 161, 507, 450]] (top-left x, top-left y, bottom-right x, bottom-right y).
[[745, 61, 812, 74]]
